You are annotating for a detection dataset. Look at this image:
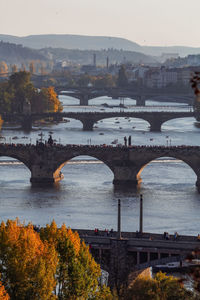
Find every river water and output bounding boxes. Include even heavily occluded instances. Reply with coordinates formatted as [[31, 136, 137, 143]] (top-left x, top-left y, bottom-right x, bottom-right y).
[[0, 96, 199, 236]]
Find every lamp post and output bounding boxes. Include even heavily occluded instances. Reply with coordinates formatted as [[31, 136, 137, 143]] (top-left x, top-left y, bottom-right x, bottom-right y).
[[139, 194, 143, 234], [117, 199, 121, 239]]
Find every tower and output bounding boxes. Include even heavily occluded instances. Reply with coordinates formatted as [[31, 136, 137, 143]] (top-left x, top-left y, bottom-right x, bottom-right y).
[[106, 56, 109, 69], [93, 53, 96, 67]]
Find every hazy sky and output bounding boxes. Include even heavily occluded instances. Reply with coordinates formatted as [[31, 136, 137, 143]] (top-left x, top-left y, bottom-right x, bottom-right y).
[[1, 0, 200, 47]]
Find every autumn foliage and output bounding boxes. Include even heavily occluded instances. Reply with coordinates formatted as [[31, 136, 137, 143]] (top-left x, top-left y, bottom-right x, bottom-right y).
[[0, 71, 63, 114], [0, 219, 112, 300]]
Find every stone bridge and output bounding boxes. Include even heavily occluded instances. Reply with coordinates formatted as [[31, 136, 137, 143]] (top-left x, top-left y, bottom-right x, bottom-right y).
[[75, 229, 200, 287], [57, 87, 194, 106], [1, 143, 200, 191], [2, 110, 194, 131]]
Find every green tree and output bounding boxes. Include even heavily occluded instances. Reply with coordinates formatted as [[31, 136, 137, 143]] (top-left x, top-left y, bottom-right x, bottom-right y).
[[0, 71, 63, 114], [8, 71, 36, 113]]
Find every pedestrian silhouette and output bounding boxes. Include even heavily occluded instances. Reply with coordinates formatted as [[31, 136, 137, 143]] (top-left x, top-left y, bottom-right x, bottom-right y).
[[124, 136, 127, 146], [128, 135, 131, 146], [48, 135, 53, 146]]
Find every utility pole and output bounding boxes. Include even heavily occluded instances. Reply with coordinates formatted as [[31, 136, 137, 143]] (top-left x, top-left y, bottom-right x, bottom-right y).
[[139, 194, 143, 234], [117, 199, 121, 239]]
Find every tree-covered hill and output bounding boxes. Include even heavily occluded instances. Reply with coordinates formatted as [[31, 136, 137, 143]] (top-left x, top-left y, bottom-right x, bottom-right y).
[[0, 41, 47, 64], [40, 47, 157, 65]]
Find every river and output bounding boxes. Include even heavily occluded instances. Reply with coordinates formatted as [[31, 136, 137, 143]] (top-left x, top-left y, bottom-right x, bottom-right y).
[[0, 96, 199, 236]]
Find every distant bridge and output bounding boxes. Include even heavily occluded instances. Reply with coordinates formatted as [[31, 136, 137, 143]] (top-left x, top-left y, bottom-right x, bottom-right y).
[[56, 87, 194, 106], [2, 110, 194, 131]]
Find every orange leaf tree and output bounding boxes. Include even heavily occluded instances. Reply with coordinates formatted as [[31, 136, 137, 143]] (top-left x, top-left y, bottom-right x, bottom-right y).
[[0, 279, 9, 300], [0, 219, 58, 300]]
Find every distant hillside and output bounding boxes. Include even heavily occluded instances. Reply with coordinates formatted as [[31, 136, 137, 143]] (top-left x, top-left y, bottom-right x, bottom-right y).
[[0, 34, 142, 52], [142, 45, 200, 57], [41, 48, 157, 65], [0, 34, 200, 57], [0, 41, 47, 64]]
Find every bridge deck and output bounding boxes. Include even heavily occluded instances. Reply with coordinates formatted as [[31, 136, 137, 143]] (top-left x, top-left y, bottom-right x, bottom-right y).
[[75, 229, 200, 252]]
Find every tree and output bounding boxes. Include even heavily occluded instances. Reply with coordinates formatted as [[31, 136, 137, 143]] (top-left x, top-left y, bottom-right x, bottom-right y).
[[0, 279, 9, 299], [40, 221, 112, 299], [11, 65, 17, 74], [20, 63, 26, 71], [0, 62, 8, 77], [191, 72, 200, 121], [29, 61, 35, 74], [0, 71, 63, 114], [0, 116, 3, 130], [0, 219, 58, 300], [39, 87, 63, 112], [123, 271, 194, 300], [94, 74, 116, 88]]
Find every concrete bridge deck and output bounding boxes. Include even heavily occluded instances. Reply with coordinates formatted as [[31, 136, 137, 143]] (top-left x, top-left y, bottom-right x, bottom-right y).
[[74, 229, 200, 286]]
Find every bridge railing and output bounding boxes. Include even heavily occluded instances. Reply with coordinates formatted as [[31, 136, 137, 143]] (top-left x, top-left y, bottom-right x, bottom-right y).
[[134, 255, 185, 271]]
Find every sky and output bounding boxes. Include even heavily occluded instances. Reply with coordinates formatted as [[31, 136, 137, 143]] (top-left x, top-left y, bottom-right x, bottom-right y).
[[1, 0, 200, 47]]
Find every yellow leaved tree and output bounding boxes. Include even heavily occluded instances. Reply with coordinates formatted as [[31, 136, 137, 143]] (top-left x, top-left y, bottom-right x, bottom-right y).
[[0, 219, 58, 300], [40, 220, 112, 300]]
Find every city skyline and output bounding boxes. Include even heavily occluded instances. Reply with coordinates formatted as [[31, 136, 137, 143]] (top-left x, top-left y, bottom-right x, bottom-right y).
[[1, 0, 200, 47]]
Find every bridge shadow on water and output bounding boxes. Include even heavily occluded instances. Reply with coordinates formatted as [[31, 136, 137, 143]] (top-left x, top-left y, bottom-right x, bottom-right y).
[[113, 184, 141, 196]]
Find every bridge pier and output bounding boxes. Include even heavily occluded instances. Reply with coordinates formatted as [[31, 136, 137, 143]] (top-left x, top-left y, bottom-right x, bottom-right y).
[[109, 238, 128, 288], [112, 166, 141, 188], [136, 96, 146, 106], [79, 94, 89, 106], [81, 119, 94, 131], [149, 120, 162, 132], [21, 117, 32, 131], [196, 177, 200, 192], [30, 165, 63, 186]]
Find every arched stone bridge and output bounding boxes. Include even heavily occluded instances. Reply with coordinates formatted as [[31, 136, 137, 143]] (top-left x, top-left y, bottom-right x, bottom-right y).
[[57, 87, 194, 106], [2, 110, 194, 131], [1, 143, 200, 191]]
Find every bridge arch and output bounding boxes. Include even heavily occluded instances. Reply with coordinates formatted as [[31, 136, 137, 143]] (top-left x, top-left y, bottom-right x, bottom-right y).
[[0, 153, 31, 171], [161, 116, 195, 131], [59, 94, 80, 105], [81, 116, 151, 131], [0, 156, 31, 183], [137, 155, 197, 188], [52, 154, 114, 185]]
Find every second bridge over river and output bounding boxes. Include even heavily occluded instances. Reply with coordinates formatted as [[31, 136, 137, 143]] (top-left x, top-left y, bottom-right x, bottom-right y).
[[1, 143, 200, 192], [2, 110, 194, 131]]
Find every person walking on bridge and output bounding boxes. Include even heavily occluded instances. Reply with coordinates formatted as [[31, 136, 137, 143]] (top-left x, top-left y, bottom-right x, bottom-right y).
[[124, 136, 127, 147], [128, 135, 132, 146]]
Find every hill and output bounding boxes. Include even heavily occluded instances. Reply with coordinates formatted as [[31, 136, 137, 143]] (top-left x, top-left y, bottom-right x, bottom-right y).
[[0, 34, 200, 57], [0, 41, 47, 64], [0, 34, 142, 52], [41, 47, 157, 65]]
